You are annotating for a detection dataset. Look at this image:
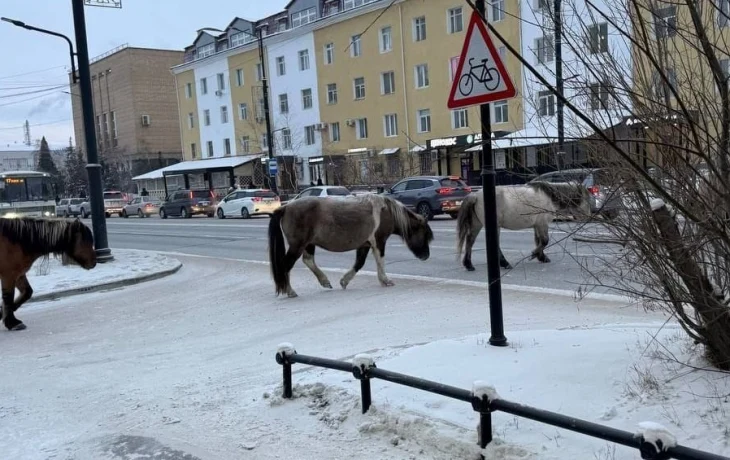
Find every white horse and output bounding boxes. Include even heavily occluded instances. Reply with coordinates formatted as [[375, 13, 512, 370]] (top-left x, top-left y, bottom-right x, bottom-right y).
[[456, 182, 591, 270]]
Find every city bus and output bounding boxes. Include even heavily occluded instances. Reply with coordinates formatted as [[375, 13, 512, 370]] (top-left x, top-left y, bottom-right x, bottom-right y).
[[0, 170, 56, 218]]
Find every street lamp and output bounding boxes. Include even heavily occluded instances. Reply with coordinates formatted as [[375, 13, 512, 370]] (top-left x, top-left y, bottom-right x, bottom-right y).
[[2, 3, 114, 263], [197, 26, 278, 194]]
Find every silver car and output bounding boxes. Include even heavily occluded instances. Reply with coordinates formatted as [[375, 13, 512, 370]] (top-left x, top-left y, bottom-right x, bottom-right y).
[[56, 198, 86, 218], [122, 196, 161, 218]]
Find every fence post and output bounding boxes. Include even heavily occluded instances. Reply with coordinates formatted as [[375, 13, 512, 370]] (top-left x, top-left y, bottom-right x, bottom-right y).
[[471, 381, 498, 449], [275, 342, 297, 399], [637, 423, 676, 460], [352, 354, 376, 414]]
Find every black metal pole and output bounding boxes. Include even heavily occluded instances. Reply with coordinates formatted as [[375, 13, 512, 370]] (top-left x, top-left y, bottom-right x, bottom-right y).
[[258, 29, 278, 195], [71, 0, 112, 262], [475, 0, 507, 347], [555, 0, 565, 169]]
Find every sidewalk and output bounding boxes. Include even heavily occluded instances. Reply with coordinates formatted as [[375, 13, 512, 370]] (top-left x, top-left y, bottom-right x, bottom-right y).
[[26, 248, 182, 302]]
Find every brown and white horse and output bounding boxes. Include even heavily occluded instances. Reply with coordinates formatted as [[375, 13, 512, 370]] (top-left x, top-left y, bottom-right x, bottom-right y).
[[267, 194, 434, 298]]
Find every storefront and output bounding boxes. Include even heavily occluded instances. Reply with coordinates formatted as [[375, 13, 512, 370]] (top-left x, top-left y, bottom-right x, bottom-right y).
[[425, 131, 511, 184], [307, 155, 347, 186]]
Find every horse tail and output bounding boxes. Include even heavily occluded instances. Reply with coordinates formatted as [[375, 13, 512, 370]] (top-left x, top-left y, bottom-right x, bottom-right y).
[[268, 207, 289, 295], [456, 194, 477, 260]]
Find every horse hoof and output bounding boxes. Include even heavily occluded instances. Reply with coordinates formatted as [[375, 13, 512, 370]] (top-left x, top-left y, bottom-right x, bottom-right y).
[[9, 322, 26, 331], [322, 281, 333, 289], [540, 257, 551, 264], [465, 265, 476, 272], [381, 280, 395, 287], [501, 264, 513, 270], [287, 292, 299, 298]]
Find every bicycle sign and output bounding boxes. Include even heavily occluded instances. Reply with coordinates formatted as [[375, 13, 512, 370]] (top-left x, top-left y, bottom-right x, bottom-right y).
[[447, 11, 516, 109]]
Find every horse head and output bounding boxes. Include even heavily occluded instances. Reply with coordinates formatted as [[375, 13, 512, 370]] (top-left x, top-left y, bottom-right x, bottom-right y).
[[403, 209, 434, 261], [65, 219, 97, 269]]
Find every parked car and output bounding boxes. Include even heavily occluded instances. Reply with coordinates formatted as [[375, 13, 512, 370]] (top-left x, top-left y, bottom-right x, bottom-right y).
[[122, 196, 162, 218], [282, 185, 355, 205], [56, 198, 86, 218], [103, 190, 127, 217], [159, 189, 216, 219], [216, 188, 280, 219], [528, 168, 621, 219], [384, 175, 471, 220]]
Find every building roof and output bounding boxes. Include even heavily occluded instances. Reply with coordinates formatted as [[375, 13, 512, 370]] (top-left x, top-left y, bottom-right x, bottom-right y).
[[132, 155, 264, 181]]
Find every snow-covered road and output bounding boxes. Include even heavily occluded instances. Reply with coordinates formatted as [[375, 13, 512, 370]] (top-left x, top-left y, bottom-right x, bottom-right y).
[[1, 255, 668, 459]]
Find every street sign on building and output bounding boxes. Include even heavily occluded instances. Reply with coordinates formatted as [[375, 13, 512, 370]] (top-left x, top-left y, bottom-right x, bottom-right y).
[[268, 157, 278, 176], [447, 11, 516, 109]]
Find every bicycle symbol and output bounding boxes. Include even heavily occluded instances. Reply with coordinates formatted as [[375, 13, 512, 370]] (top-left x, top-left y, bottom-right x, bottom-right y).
[[458, 57, 501, 97]]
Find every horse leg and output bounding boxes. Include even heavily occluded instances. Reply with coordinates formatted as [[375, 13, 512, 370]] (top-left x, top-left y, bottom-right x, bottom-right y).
[[463, 220, 482, 272], [531, 224, 551, 263], [12, 275, 33, 311], [497, 228, 512, 269], [340, 245, 370, 289], [283, 246, 304, 298], [301, 244, 332, 289], [1, 278, 25, 331], [370, 237, 394, 287]]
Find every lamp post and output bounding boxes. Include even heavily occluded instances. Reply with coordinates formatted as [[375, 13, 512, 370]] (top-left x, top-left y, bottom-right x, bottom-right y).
[[1, 7, 113, 262], [197, 26, 278, 194]]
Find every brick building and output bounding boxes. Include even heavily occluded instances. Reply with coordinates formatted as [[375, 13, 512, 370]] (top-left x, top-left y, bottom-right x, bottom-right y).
[[69, 45, 185, 191]]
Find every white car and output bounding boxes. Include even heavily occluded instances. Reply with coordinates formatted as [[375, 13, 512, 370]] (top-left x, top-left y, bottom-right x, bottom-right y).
[[284, 186, 354, 205], [216, 188, 281, 219]]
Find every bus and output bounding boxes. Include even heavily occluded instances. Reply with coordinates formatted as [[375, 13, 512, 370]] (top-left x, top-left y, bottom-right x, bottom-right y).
[[0, 170, 56, 218]]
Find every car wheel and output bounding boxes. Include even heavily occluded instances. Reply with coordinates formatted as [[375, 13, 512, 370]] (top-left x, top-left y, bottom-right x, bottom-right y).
[[122, 210, 128, 218], [207, 213, 214, 218], [241, 207, 251, 219], [449, 212, 458, 220], [217, 208, 225, 219], [63, 211, 69, 218], [79, 208, 86, 218], [105, 212, 110, 218], [416, 202, 433, 220], [181, 207, 191, 218], [160, 209, 167, 219], [137, 209, 144, 218]]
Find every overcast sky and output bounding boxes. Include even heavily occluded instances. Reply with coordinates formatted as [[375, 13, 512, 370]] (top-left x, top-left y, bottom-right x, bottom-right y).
[[0, 0, 288, 148]]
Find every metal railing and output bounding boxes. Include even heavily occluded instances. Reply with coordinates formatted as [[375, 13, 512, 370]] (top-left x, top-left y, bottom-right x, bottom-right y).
[[274, 344, 728, 460]]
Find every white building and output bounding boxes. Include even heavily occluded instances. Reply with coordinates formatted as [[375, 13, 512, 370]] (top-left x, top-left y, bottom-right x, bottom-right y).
[[265, 30, 323, 185], [193, 56, 237, 159]]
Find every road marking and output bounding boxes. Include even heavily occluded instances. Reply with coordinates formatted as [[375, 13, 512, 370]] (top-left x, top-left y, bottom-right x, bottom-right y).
[[154, 250, 631, 303]]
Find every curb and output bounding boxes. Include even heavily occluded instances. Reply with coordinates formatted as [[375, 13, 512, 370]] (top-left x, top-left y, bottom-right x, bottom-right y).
[[27, 261, 183, 304]]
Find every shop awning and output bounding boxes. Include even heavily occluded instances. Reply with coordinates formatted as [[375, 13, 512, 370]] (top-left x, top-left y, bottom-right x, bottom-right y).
[[161, 154, 263, 176], [379, 148, 400, 155]]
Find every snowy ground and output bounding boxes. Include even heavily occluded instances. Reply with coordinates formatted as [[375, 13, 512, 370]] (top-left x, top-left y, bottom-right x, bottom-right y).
[[25, 249, 181, 299], [1, 256, 727, 459]]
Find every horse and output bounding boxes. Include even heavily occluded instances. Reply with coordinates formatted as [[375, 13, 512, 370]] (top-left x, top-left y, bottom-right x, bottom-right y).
[[456, 182, 591, 271], [267, 194, 434, 298], [0, 217, 97, 331]]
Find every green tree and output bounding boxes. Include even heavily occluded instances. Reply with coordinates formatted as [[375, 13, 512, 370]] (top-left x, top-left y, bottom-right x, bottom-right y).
[[36, 136, 63, 195], [63, 146, 88, 197]]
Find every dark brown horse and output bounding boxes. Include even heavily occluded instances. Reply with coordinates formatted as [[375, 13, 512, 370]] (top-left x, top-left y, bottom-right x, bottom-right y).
[[268, 194, 434, 297], [0, 217, 96, 331]]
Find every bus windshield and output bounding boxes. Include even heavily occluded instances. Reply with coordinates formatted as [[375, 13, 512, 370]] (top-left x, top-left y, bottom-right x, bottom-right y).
[[0, 175, 54, 203]]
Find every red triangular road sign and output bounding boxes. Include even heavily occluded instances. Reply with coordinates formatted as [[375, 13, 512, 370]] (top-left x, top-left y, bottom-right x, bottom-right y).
[[447, 11, 517, 109]]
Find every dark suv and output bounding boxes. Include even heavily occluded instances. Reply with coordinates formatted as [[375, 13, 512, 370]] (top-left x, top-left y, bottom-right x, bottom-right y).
[[385, 175, 471, 220], [159, 189, 217, 219], [529, 168, 621, 219]]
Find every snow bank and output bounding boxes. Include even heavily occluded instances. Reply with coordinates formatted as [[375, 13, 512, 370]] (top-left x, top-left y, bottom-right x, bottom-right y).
[[636, 421, 677, 451]]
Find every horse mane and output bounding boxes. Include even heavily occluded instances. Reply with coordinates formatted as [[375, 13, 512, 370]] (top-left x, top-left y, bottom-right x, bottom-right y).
[[358, 194, 413, 235], [0, 217, 93, 256], [527, 181, 587, 209]]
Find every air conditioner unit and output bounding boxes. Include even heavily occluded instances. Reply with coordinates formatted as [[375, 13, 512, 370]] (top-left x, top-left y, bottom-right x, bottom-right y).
[[215, 90, 223, 96], [141, 115, 150, 126], [314, 122, 327, 130], [345, 118, 355, 127]]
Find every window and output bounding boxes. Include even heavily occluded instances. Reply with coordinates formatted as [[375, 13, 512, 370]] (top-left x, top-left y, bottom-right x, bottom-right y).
[[448, 7, 464, 33], [587, 23, 608, 54], [719, 0, 729, 28], [654, 6, 677, 39], [324, 43, 334, 64], [224, 138, 231, 156], [203, 109, 211, 126], [198, 43, 214, 58], [207, 140, 214, 157], [191, 143, 197, 159], [652, 68, 677, 96], [261, 134, 268, 149], [330, 122, 340, 142], [415, 64, 429, 88], [279, 94, 289, 114], [241, 136, 250, 153], [491, 0, 505, 21], [200, 77, 208, 95], [381, 71, 395, 95], [292, 7, 316, 28], [220, 106, 229, 123], [110, 111, 117, 144], [380, 26, 392, 53], [417, 109, 431, 133], [235, 68, 244, 86], [494, 101, 508, 123], [278, 20, 287, 33], [187, 112, 195, 129], [384, 113, 398, 137], [281, 128, 292, 149], [239, 103, 248, 120], [302, 88, 313, 109], [413, 16, 426, 41], [344, 0, 379, 10], [185, 82, 193, 98], [356, 118, 368, 139], [305, 125, 316, 145], [452, 109, 468, 129], [230, 32, 245, 47], [298, 49, 310, 71], [276, 56, 286, 76], [588, 83, 610, 110], [255, 63, 263, 81], [351, 34, 362, 57], [217, 73, 225, 91], [538, 90, 556, 116], [535, 35, 554, 64], [354, 77, 366, 99], [327, 83, 338, 104]]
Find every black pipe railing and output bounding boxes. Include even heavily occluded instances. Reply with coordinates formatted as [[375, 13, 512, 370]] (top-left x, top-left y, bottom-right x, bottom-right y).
[[275, 344, 729, 460]]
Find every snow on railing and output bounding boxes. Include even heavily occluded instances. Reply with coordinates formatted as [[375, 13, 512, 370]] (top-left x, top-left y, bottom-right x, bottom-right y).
[[274, 345, 729, 460]]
